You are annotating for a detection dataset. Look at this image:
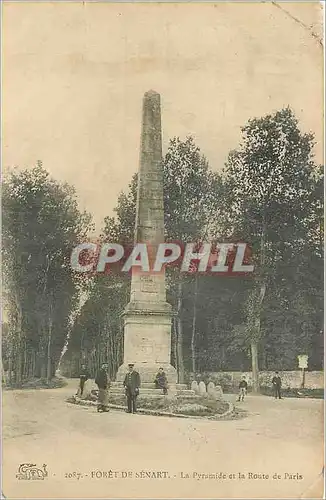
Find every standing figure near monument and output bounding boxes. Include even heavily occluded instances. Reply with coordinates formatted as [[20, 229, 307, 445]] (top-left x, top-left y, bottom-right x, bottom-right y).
[[123, 363, 141, 414], [272, 371, 282, 399], [154, 367, 168, 395], [237, 376, 248, 402], [95, 363, 110, 412], [76, 363, 90, 397]]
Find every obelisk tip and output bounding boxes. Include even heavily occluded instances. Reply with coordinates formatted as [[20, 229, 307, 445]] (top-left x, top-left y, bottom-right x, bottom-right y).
[[144, 89, 160, 98]]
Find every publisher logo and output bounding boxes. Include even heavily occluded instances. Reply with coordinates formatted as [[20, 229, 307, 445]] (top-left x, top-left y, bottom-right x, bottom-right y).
[[16, 463, 48, 481]]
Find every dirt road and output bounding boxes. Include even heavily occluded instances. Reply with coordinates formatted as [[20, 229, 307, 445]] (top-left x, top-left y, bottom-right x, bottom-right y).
[[2, 379, 324, 499]]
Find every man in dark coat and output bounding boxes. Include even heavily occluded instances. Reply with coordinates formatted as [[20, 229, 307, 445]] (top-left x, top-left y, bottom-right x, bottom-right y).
[[95, 363, 110, 412], [78, 364, 90, 397], [272, 371, 282, 399], [154, 367, 168, 395], [123, 363, 141, 413]]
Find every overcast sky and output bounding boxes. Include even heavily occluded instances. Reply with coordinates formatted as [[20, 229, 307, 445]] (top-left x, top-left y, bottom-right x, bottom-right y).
[[3, 2, 323, 231]]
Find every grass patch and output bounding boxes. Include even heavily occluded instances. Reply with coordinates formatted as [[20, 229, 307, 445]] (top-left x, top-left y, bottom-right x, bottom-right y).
[[223, 407, 248, 421], [260, 387, 324, 399], [81, 391, 229, 416], [224, 386, 323, 399], [3, 377, 67, 390]]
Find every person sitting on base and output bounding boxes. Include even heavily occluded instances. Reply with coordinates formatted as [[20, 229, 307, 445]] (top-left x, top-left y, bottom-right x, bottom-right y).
[[237, 376, 248, 402], [95, 363, 110, 412], [154, 367, 168, 395], [123, 363, 141, 414]]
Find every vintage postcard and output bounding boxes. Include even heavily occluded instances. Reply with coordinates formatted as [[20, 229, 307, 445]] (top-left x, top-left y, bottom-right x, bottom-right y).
[[1, 1, 324, 499]]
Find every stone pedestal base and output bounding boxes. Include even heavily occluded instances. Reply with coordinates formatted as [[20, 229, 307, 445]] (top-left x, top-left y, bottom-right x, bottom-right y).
[[110, 381, 194, 399], [116, 362, 177, 384], [117, 300, 177, 384]]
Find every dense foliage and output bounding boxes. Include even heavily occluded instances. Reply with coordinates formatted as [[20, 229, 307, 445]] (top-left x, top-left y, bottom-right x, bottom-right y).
[[3, 109, 323, 387], [63, 110, 323, 382], [2, 164, 92, 385]]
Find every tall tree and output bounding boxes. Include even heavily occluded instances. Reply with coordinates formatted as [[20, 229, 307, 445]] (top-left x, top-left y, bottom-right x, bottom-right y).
[[222, 107, 323, 390], [163, 137, 221, 381], [63, 116, 323, 384], [62, 174, 137, 377], [2, 163, 92, 385]]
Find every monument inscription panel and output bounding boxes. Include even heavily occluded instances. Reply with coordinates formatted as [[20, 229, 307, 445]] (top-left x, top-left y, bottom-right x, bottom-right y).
[[140, 275, 156, 293]]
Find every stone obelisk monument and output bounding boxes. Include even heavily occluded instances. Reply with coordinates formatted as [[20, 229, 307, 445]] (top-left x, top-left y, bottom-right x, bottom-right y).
[[116, 90, 177, 384]]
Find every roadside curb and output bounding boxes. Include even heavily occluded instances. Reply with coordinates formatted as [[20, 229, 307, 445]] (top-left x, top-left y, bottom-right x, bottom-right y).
[[67, 396, 235, 420]]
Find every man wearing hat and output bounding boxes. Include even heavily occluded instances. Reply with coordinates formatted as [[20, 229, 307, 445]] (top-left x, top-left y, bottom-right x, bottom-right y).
[[95, 362, 110, 412], [272, 371, 282, 399], [123, 363, 141, 414]]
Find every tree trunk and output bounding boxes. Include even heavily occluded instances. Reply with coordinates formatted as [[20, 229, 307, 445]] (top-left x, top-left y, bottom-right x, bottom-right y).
[[46, 306, 53, 384], [96, 345, 100, 373], [176, 280, 185, 383], [251, 341, 259, 393], [251, 282, 266, 393], [41, 357, 47, 379], [0, 355, 5, 386], [8, 351, 13, 385], [32, 349, 36, 378], [80, 329, 85, 359], [23, 344, 27, 380], [15, 293, 23, 387], [191, 276, 198, 375], [171, 316, 178, 369], [250, 214, 267, 394]]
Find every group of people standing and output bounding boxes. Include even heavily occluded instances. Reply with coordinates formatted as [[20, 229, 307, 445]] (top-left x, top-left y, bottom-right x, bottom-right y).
[[78, 365, 283, 408], [94, 362, 141, 413], [77, 363, 169, 413], [237, 371, 282, 401]]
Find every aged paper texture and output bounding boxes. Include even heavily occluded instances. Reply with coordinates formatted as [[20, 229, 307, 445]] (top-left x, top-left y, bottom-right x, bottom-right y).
[[2, 2, 324, 499]]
